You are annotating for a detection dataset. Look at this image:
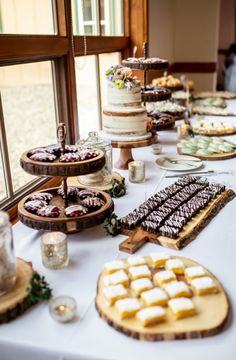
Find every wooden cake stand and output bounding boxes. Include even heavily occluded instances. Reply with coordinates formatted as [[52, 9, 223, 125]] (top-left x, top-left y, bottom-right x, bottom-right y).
[[112, 134, 158, 170], [18, 123, 114, 233]]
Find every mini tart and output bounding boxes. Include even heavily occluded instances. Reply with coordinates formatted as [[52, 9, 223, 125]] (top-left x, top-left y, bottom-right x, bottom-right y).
[[115, 298, 141, 319], [141, 287, 168, 307], [103, 260, 126, 274], [190, 276, 218, 295], [103, 284, 128, 306], [131, 278, 153, 296], [168, 297, 196, 320], [153, 270, 176, 287], [126, 256, 147, 267], [128, 265, 151, 281], [136, 306, 166, 327], [150, 252, 170, 268], [165, 259, 185, 274], [184, 266, 206, 282], [103, 270, 129, 287], [163, 281, 191, 299]]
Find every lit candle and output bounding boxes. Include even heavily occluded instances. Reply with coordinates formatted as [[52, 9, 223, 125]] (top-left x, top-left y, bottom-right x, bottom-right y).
[[49, 296, 77, 323], [128, 160, 145, 183], [40, 232, 69, 269]]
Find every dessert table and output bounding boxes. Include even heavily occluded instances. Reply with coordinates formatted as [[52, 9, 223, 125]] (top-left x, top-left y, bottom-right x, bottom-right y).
[[1, 126, 236, 360]]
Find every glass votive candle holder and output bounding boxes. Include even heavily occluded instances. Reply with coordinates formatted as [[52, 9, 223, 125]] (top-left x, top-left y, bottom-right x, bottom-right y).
[[151, 143, 162, 155], [128, 160, 145, 183], [40, 232, 69, 269], [49, 296, 77, 323], [177, 124, 191, 140]]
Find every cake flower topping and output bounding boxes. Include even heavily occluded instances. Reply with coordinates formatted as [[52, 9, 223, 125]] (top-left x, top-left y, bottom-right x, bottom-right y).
[[105, 65, 138, 90]]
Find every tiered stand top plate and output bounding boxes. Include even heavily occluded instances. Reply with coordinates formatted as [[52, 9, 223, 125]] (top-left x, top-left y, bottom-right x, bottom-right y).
[[20, 148, 105, 177], [122, 59, 169, 71], [96, 255, 229, 341], [18, 187, 114, 234]]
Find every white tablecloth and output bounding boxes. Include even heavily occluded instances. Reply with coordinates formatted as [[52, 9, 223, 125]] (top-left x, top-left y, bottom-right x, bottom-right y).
[[1, 128, 236, 360]]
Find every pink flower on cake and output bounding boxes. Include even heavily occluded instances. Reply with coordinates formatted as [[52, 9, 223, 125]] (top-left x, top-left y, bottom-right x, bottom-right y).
[[114, 69, 124, 80]]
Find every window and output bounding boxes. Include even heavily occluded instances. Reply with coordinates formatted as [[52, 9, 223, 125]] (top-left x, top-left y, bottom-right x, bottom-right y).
[[0, 147, 7, 201]]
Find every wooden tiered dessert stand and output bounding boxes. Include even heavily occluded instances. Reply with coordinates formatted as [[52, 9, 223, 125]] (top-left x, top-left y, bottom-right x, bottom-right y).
[[18, 123, 114, 233]]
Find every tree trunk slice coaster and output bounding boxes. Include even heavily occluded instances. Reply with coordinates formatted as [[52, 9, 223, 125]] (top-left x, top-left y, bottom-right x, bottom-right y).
[[177, 147, 236, 161], [0, 258, 34, 324], [20, 148, 105, 177], [119, 187, 235, 254], [18, 187, 114, 234], [95, 255, 229, 341], [72, 172, 125, 192], [111, 135, 158, 170]]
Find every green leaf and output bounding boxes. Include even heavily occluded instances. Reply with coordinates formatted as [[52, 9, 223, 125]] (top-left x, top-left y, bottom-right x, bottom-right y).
[[27, 272, 53, 305]]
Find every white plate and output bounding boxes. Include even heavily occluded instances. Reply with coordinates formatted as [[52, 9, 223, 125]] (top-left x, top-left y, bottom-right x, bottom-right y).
[[156, 155, 203, 171]]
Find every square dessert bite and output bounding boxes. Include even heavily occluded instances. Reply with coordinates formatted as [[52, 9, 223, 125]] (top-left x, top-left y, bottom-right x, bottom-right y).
[[141, 287, 168, 307], [153, 270, 176, 287], [103, 284, 128, 306], [128, 265, 151, 280], [168, 297, 196, 319], [126, 256, 147, 267], [136, 306, 166, 327], [104, 260, 126, 274], [131, 278, 153, 296], [190, 276, 218, 295], [115, 298, 141, 319], [184, 266, 206, 282], [163, 281, 191, 298], [165, 258, 185, 274], [103, 270, 129, 287], [150, 252, 170, 268]]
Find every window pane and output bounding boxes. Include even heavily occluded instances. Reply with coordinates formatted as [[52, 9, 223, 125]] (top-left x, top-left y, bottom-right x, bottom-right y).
[[0, 0, 55, 34], [0, 62, 57, 192], [99, 52, 121, 107], [75, 55, 100, 139], [100, 0, 124, 36], [72, 0, 99, 35], [0, 147, 7, 202]]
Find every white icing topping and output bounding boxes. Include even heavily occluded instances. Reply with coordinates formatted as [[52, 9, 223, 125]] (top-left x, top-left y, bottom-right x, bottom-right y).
[[104, 260, 126, 273], [168, 297, 195, 313], [185, 266, 206, 279], [116, 298, 141, 312], [127, 256, 146, 267], [154, 270, 176, 283], [141, 288, 168, 305], [163, 281, 190, 297], [150, 252, 170, 263], [131, 278, 153, 293], [103, 270, 129, 286], [128, 265, 151, 279], [191, 276, 216, 290], [147, 101, 185, 114], [166, 259, 185, 271], [103, 284, 128, 300], [136, 306, 166, 321]]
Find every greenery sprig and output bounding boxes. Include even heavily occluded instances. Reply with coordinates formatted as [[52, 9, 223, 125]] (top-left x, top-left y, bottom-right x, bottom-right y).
[[103, 213, 121, 237], [109, 179, 126, 198], [27, 272, 53, 305]]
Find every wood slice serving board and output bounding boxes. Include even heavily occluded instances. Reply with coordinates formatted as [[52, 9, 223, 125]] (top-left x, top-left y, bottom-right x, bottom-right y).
[[95, 255, 229, 341], [177, 148, 236, 161], [20, 149, 105, 177], [192, 128, 236, 136], [0, 258, 34, 324], [119, 189, 235, 253], [18, 187, 114, 234]]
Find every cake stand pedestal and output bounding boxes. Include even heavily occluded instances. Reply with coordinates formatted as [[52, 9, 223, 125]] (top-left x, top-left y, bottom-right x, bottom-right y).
[[112, 134, 158, 170]]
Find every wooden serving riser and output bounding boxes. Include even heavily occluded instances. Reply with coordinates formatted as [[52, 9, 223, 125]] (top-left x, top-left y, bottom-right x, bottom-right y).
[[18, 187, 114, 234], [0, 258, 34, 324], [96, 256, 229, 341], [20, 148, 105, 177], [192, 128, 236, 136], [177, 148, 236, 161], [112, 134, 158, 170], [119, 189, 235, 253]]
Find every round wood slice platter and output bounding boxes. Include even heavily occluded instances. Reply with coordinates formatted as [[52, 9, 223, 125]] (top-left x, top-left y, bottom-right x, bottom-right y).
[[111, 134, 158, 149], [192, 128, 236, 136], [122, 60, 169, 70], [0, 258, 34, 324], [177, 147, 236, 161], [18, 187, 114, 233], [20, 149, 105, 177], [74, 172, 124, 192], [95, 255, 229, 341]]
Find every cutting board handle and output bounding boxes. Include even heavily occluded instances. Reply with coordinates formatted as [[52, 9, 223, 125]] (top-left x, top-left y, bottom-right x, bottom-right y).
[[119, 228, 149, 254]]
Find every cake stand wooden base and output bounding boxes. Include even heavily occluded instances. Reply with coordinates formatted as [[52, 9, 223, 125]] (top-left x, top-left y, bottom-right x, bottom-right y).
[[112, 134, 158, 170]]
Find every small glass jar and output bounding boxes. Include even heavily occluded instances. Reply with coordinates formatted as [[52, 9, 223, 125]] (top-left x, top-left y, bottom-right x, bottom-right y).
[[0, 211, 16, 296], [78, 131, 112, 186], [40, 232, 69, 269], [49, 295, 77, 323], [128, 160, 145, 183]]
